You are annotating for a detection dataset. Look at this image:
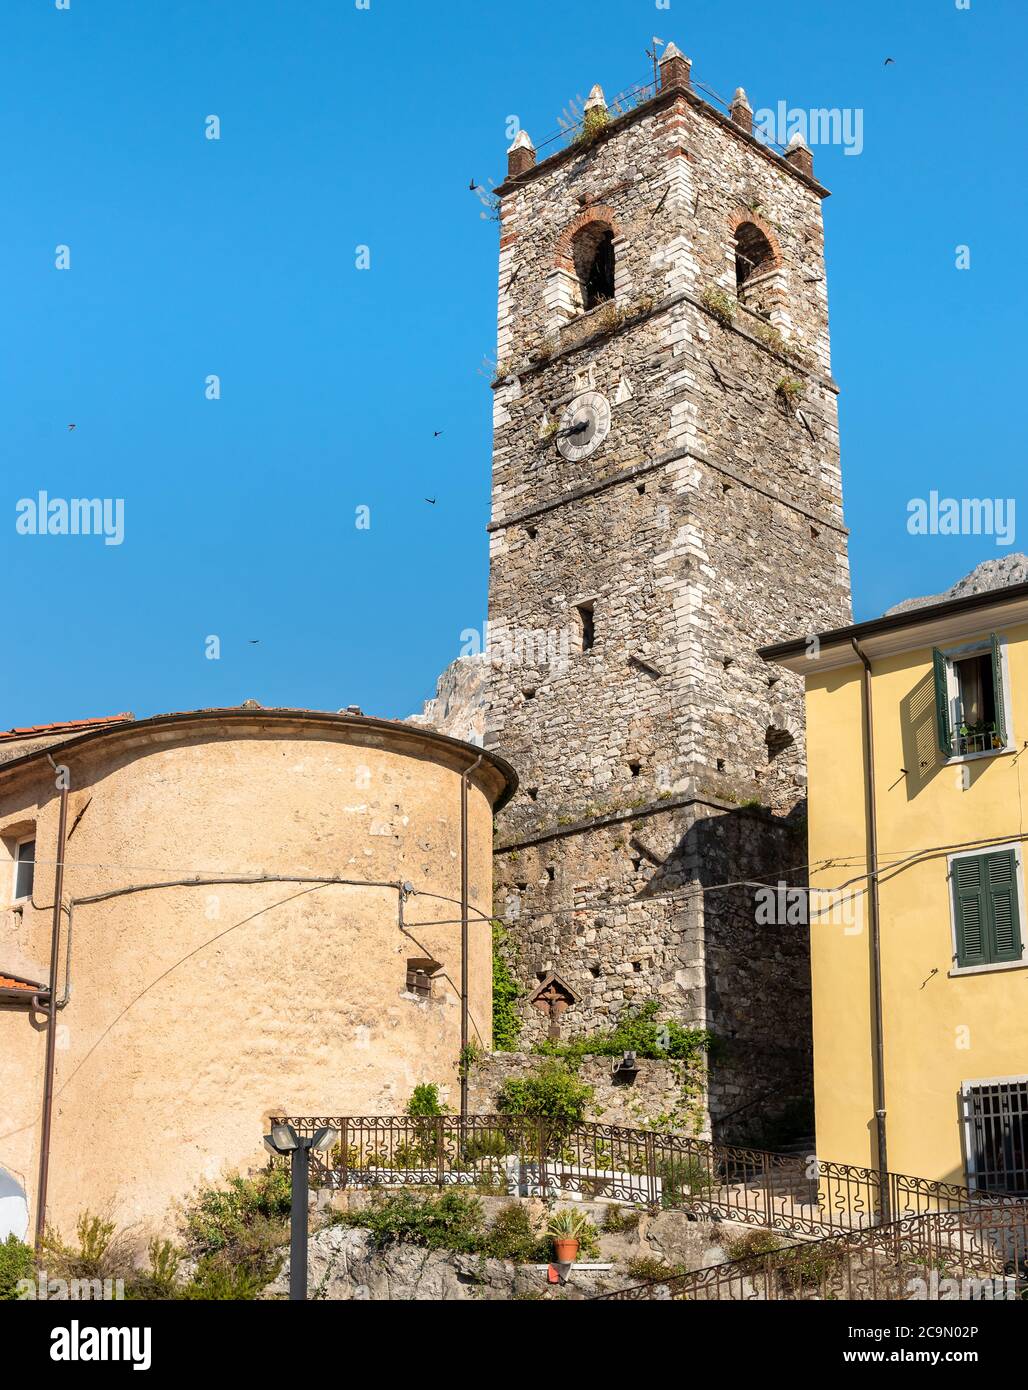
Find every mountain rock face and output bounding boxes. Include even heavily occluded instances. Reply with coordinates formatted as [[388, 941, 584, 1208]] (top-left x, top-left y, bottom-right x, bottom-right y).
[[406, 655, 488, 747], [887, 554, 1028, 616]]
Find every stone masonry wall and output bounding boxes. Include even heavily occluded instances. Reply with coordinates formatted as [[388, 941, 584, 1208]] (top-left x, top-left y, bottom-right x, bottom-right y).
[[485, 52, 851, 1138]]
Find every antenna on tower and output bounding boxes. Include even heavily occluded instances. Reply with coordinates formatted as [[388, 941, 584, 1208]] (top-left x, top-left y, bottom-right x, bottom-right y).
[[646, 37, 666, 96]]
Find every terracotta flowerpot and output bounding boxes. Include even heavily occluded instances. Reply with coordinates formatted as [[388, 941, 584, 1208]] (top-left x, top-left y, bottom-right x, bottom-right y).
[[553, 1237, 579, 1264]]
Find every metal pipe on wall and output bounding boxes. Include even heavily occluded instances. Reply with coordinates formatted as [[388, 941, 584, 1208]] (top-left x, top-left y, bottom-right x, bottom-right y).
[[459, 755, 483, 1121], [34, 772, 70, 1250], [851, 637, 889, 1220]]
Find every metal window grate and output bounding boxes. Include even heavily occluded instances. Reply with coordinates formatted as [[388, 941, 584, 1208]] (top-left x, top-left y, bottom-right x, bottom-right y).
[[966, 1081, 1028, 1196]]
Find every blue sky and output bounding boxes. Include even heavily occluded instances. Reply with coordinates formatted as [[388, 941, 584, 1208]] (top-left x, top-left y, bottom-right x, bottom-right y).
[[0, 0, 1023, 729]]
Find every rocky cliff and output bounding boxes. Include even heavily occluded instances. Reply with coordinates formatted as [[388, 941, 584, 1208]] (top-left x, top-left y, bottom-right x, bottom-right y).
[[406, 655, 488, 747], [887, 554, 1028, 616]]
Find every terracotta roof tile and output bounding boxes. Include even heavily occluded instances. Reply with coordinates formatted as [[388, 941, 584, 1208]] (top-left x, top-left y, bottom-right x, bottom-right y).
[[0, 714, 133, 743], [0, 974, 45, 994]]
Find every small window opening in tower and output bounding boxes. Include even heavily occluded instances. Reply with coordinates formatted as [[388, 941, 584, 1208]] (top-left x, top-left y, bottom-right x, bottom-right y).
[[766, 726, 796, 762], [546, 865, 555, 882], [577, 601, 596, 652], [527, 786, 539, 801], [629, 760, 642, 778], [735, 221, 775, 299], [573, 224, 616, 311], [636, 482, 646, 496]]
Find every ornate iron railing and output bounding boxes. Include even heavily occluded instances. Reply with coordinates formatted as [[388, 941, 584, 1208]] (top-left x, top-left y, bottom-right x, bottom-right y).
[[273, 1115, 1026, 1240], [594, 1203, 1028, 1301]]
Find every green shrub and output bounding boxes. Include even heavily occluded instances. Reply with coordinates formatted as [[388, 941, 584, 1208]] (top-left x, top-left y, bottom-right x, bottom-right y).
[[484, 1203, 549, 1263], [602, 1205, 641, 1234], [339, 1190, 486, 1254], [777, 1241, 846, 1293], [536, 1000, 711, 1064], [406, 1084, 448, 1119], [42, 1212, 125, 1283], [658, 1154, 712, 1207], [496, 1060, 594, 1137], [574, 107, 611, 146], [702, 285, 737, 325], [724, 1227, 788, 1271], [178, 1256, 268, 1301], [124, 1239, 183, 1301], [464, 1127, 513, 1161], [492, 923, 523, 1051], [626, 1255, 685, 1284], [181, 1164, 290, 1293], [0, 1234, 34, 1300], [750, 318, 787, 356], [775, 376, 805, 411]]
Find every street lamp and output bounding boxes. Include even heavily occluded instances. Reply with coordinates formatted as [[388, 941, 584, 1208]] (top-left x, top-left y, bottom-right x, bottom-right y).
[[264, 1123, 337, 1301]]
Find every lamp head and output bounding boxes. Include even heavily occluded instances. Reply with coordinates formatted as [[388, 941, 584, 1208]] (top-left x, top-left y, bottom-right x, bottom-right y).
[[267, 1122, 300, 1154], [311, 1127, 338, 1155]]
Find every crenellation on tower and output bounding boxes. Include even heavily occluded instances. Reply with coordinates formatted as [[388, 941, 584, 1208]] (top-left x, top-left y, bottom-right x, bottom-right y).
[[486, 40, 852, 1144]]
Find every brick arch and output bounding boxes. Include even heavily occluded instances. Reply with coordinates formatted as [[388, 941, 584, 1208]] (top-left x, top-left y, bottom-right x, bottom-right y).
[[728, 208, 784, 273], [766, 709, 802, 759], [554, 206, 623, 272]]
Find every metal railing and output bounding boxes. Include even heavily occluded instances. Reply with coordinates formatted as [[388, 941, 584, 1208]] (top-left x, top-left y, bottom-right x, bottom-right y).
[[273, 1115, 1024, 1240], [594, 1204, 1028, 1301]]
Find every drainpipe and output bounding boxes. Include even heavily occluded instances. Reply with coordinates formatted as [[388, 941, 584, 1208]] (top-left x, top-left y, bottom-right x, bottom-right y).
[[851, 638, 889, 1221], [459, 755, 484, 1122], [34, 771, 70, 1250]]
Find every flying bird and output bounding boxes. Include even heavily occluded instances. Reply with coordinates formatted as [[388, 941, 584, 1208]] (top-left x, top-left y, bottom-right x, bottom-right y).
[[469, 179, 479, 191], [424, 498, 437, 506], [433, 430, 443, 437], [248, 640, 260, 645], [67, 424, 76, 431], [884, 57, 895, 66]]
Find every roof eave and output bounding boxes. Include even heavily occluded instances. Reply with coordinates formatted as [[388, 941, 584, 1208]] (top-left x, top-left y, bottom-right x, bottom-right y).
[[760, 580, 1028, 675]]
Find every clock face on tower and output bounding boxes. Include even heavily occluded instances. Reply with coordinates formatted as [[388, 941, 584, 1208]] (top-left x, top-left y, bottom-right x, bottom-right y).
[[556, 390, 612, 461]]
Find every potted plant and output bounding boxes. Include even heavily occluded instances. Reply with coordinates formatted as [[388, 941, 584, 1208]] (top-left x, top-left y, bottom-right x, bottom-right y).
[[547, 1207, 590, 1264]]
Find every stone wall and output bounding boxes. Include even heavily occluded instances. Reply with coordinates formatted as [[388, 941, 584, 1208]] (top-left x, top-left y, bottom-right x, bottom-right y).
[[485, 49, 850, 1139], [469, 1051, 701, 1134]]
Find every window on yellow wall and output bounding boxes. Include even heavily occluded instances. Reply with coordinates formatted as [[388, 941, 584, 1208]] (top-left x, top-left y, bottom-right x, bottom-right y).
[[13, 837, 35, 901], [933, 633, 1008, 759], [950, 848, 1023, 969], [962, 1079, 1028, 1195]]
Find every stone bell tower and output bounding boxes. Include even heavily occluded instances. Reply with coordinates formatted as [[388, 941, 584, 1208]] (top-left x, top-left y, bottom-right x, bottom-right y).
[[485, 42, 851, 1139]]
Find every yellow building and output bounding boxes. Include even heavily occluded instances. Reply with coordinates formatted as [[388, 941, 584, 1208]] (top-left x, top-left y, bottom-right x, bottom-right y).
[[762, 581, 1028, 1197]]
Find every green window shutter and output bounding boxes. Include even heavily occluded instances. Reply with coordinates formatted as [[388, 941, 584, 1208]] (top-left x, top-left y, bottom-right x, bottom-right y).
[[953, 850, 1024, 967], [953, 855, 987, 966], [986, 850, 1021, 962], [933, 648, 953, 757], [990, 634, 1007, 745]]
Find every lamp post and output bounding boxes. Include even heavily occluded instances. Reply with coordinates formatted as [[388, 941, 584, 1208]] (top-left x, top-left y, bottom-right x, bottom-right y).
[[263, 1122, 337, 1301]]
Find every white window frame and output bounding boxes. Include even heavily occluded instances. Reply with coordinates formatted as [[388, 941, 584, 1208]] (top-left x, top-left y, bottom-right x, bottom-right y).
[[947, 839, 1028, 977], [942, 634, 1015, 764], [961, 1073, 1028, 1193], [11, 833, 35, 905]]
